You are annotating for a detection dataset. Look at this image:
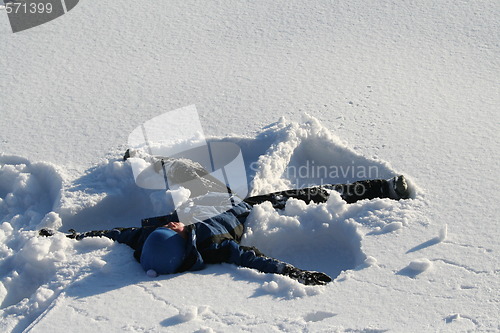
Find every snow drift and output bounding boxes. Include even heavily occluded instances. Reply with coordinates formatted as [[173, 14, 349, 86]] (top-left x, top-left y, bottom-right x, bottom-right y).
[[0, 116, 423, 332]]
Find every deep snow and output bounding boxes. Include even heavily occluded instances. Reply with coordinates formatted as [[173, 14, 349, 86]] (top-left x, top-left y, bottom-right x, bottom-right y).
[[1, 0, 499, 332]]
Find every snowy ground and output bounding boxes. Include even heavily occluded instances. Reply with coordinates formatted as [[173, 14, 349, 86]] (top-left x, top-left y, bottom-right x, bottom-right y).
[[1, 0, 499, 332]]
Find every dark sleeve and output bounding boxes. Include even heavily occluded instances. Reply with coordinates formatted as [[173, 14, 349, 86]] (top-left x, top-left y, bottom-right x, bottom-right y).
[[199, 239, 332, 285], [205, 240, 284, 274]]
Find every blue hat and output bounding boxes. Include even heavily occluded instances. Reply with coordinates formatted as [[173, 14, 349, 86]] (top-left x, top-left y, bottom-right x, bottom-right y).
[[140, 228, 187, 275]]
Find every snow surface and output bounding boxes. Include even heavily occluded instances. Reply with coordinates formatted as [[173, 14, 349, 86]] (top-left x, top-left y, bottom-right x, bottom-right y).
[[1, 0, 499, 332]]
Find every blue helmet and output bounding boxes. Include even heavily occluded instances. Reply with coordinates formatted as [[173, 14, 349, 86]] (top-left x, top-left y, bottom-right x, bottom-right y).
[[140, 228, 187, 275]]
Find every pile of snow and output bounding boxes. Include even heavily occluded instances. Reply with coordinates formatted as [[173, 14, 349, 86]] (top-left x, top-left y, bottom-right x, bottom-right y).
[[0, 157, 62, 230], [1, 0, 498, 330], [0, 116, 427, 332]]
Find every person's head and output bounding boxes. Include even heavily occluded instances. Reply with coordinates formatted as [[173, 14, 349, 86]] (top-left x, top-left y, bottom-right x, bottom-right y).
[[140, 227, 187, 275]]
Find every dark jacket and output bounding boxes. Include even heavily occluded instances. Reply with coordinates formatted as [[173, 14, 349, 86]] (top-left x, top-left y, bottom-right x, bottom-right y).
[[138, 201, 284, 274]]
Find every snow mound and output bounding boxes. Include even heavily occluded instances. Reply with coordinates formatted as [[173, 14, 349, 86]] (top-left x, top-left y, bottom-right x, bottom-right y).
[[0, 116, 421, 332], [243, 115, 418, 279], [249, 115, 397, 194], [0, 155, 63, 231], [408, 258, 433, 272]]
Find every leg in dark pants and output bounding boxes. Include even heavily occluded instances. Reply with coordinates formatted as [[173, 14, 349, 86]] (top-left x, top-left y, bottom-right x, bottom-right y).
[[323, 179, 392, 203], [244, 179, 392, 208]]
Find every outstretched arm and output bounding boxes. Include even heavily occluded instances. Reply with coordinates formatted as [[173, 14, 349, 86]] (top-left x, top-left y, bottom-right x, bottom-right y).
[[40, 227, 154, 262], [207, 240, 331, 285]]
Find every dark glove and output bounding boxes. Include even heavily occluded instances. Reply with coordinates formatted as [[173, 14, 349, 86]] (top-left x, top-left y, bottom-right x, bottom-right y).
[[281, 265, 332, 286], [39, 228, 80, 239], [39, 228, 55, 237]]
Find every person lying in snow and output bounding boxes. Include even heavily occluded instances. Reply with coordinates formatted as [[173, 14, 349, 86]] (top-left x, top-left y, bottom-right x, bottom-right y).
[[40, 171, 411, 286]]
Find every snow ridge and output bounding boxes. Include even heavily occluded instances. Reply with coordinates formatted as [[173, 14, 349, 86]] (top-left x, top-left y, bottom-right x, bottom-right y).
[[1, 116, 423, 332]]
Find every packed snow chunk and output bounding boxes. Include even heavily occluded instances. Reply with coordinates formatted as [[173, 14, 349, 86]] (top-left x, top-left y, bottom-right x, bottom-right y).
[[260, 275, 322, 299], [408, 258, 433, 273], [364, 256, 378, 267], [325, 191, 348, 217], [0, 222, 14, 257], [0, 159, 63, 231], [195, 328, 215, 333], [1, 224, 110, 309], [445, 313, 462, 323], [146, 269, 158, 278], [0, 221, 14, 233], [443, 313, 478, 327], [74, 235, 114, 251], [169, 187, 192, 210], [0, 222, 14, 244], [47, 233, 73, 254], [336, 270, 354, 282], [438, 224, 448, 242], [4, 192, 17, 207], [12, 172, 41, 195], [0, 164, 22, 193], [381, 222, 403, 233], [90, 258, 107, 269], [197, 305, 210, 316], [105, 161, 131, 186], [303, 311, 336, 322], [149, 191, 175, 215], [17, 234, 52, 262], [37, 211, 63, 230], [178, 306, 199, 322], [0, 282, 7, 304], [33, 287, 54, 304], [1, 237, 61, 309], [262, 281, 280, 292]]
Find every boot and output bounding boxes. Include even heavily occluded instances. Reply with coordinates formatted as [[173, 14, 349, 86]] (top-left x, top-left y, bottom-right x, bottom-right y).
[[389, 175, 411, 199]]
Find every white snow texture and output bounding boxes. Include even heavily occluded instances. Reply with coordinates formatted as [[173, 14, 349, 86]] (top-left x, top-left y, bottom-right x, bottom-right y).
[[1, 0, 498, 332]]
